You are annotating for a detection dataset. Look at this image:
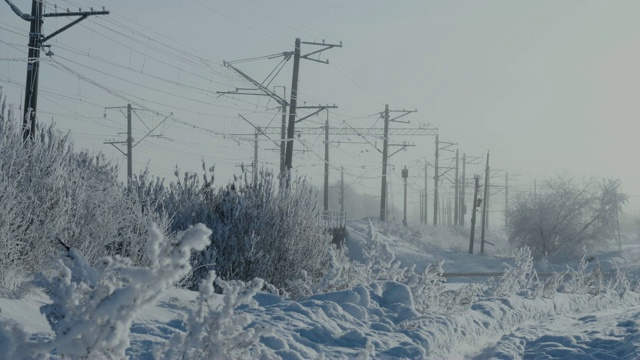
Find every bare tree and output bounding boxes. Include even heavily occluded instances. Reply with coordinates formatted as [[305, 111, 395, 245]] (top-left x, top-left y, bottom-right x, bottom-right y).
[[507, 175, 628, 259]]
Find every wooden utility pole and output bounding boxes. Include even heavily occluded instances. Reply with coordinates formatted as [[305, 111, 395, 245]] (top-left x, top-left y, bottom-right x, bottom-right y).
[[459, 154, 483, 226], [378, 106, 418, 221], [480, 151, 490, 253], [433, 135, 456, 225], [340, 166, 345, 214], [441, 193, 445, 225], [420, 191, 424, 224], [254, 126, 260, 184], [402, 166, 408, 226], [469, 175, 480, 254], [21, 0, 43, 141], [424, 163, 428, 224], [284, 38, 342, 183], [127, 104, 132, 184], [433, 135, 439, 226], [104, 104, 132, 185], [380, 105, 390, 221], [324, 110, 329, 212], [5, 0, 109, 140], [486, 175, 490, 231], [454, 149, 459, 226], [460, 153, 466, 226], [104, 104, 170, 186], [285, 38, 301, 178]]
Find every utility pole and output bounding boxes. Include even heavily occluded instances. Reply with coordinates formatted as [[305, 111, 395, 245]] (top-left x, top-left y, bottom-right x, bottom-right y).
[[21, 0, 42, 141], [454, 149, 459, 226], [480, 151, 490, 254], [254, 126, 260, 184], [127, 104, 132, 184], [220, 40, 340, 185], [486, 174, 490, 231], [434, 135, 439, 226], [459, 154, 483, 226], [420, 191, 424, 224], [460, 153, 466, 226], [616, 192, 622, 251], [104, 104, 132, 185], [402, 166, 408, 226], [469, 175, 480, 254], [424, 162, 428, 224], [377, 106, 418, 221], [340, 166, 345, 214], [285, 37, 301, 179], [324, 110, 329, 212], [441, 195, 444, 225], [433, 135, 456, 225], [284, 39, 342, 184], [104, 104, 170, 186], [5, 0, 109, 140], [380, 105, 390, 221]]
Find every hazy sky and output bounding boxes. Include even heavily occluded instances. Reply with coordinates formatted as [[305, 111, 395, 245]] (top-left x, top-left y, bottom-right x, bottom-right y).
[[2, 1, 640, 220]]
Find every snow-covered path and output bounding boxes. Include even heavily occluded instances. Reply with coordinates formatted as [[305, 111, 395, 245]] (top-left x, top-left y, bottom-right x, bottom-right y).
[[473, 306, 640, 359]]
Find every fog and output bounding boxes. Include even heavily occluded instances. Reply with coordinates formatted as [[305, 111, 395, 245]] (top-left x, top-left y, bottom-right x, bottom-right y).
[[2, 0, 639, 221]]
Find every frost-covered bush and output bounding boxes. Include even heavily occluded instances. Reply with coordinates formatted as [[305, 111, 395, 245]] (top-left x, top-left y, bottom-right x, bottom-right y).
[[560, 250, 605, 296], [532, 271, 565, 299], [607, 263, 632, 298], [490, 247, 538, 297], [201, 171, 331, 294], [161, 272, 270, 359], [360, 224, 408, 283], [33, 223, 211, 359], [0, 95, 168, 290], [286, 245, 350, 297], [489, 246, 635, 300]]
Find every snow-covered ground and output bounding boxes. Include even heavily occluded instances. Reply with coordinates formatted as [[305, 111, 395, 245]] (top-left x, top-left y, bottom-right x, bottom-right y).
[[2, 219, 640, 359]]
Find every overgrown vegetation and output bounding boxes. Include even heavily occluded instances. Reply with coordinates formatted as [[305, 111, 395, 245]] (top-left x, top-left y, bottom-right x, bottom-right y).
[[131, 166, 333, 295], [0, 93, 334, 297], [0, 92, 167, 293]]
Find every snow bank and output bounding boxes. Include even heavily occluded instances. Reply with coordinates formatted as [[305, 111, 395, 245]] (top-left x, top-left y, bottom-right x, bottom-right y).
[[3, 219, 640, 359], [237, 282, 640, 359]]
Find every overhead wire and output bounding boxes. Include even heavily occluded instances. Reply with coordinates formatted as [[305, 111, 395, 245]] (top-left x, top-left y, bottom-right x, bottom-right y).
[[41, 57, 254, 145], [46, 55, 272, 116], [55, 0, 228, 66]]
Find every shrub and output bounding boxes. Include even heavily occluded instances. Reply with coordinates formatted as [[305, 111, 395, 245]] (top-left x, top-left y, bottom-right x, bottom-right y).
[[0, 95, 168, 290], [161, 272, 269, 359], [132, 165, 334, 296], [33, 223, 211, 359], [489, 247, 538, 297]]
